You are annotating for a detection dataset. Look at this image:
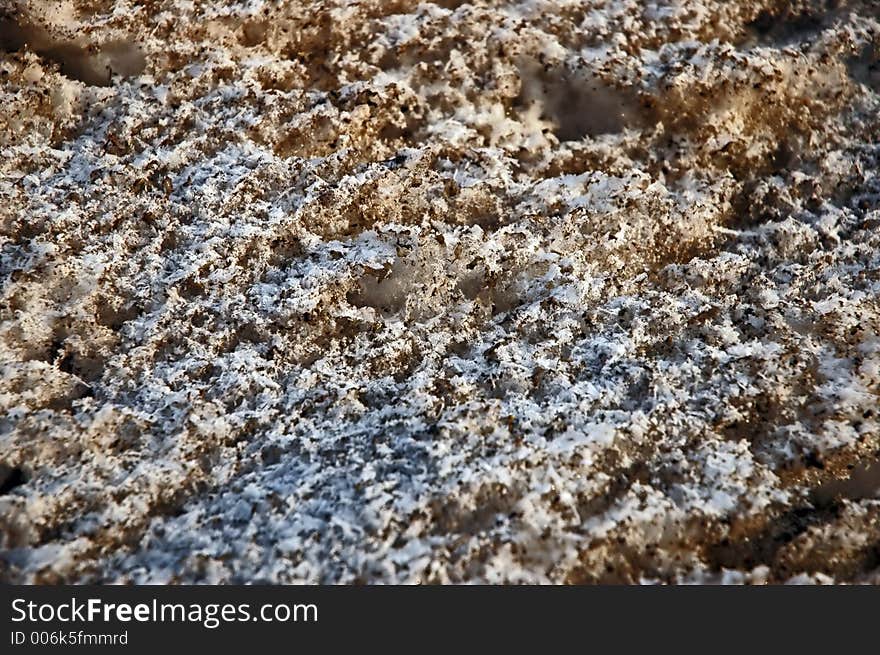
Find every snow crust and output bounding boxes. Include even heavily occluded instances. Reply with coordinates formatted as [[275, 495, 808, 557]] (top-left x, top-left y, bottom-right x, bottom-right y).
[[1, 0, 879, 583]]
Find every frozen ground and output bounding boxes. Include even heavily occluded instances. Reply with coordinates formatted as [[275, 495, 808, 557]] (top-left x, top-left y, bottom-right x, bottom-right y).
[[1, 0, 879, 583]]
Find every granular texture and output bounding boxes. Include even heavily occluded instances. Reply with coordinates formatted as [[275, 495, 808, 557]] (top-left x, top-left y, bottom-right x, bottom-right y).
[[1, 0, 879, 583]]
